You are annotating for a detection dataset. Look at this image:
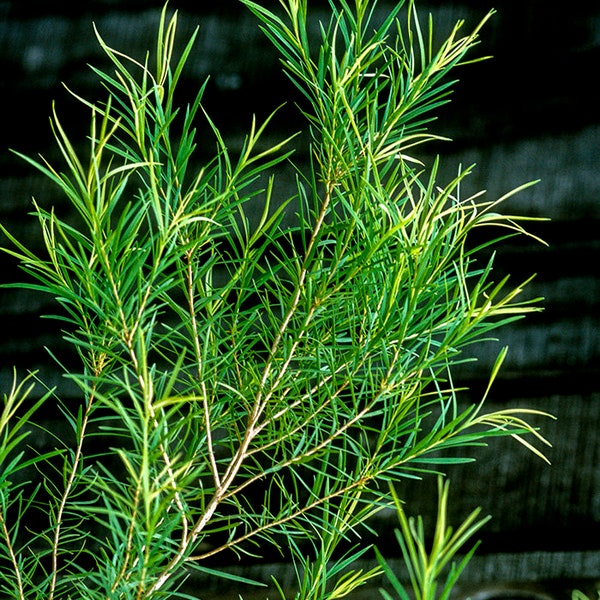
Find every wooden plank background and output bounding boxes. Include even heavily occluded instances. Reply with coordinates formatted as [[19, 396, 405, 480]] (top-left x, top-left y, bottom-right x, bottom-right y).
[[1, 1, 599, 597]]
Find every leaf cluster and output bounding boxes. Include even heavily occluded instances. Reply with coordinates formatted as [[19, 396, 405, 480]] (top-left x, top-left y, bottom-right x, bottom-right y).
[[376, 477, 489, 600], [0, 1, 551, 598]]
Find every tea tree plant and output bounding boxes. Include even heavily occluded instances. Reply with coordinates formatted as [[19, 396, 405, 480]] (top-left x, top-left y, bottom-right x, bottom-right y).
[[0, 0, 550, 598]]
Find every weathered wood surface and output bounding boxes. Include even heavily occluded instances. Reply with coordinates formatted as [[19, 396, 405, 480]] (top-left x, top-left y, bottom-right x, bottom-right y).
[[1, 1, 599, 595]]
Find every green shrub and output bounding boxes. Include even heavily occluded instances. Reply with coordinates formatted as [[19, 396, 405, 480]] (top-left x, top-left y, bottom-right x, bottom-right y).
[[0, 1, 551, 598]]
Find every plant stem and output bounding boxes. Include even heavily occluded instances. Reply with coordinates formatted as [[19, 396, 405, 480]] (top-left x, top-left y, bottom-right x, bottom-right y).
[[48, 386, 96, 600]]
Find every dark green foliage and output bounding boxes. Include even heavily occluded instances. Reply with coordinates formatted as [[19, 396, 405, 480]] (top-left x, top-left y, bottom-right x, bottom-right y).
[[0, 1, 550, 598]]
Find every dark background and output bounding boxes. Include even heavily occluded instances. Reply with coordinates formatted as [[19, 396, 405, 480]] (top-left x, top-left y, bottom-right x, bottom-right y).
[[1, 2, 599, 598]]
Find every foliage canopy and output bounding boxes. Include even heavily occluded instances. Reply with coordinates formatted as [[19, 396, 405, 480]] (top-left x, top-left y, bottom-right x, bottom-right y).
[[0, 1, 550, 598]]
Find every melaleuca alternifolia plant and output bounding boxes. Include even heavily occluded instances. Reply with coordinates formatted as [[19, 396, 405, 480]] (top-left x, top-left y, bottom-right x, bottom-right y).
[[0, 1, 551, 598]]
